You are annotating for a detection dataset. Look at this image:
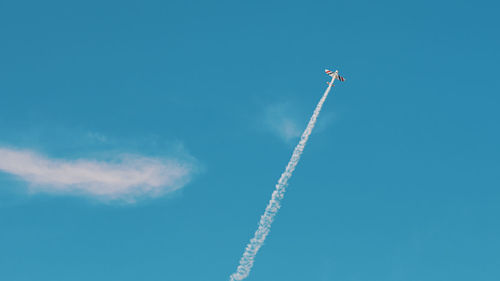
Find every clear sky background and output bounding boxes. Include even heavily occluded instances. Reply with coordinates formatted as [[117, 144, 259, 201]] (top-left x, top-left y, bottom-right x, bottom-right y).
[[1, 0, 499, 280]]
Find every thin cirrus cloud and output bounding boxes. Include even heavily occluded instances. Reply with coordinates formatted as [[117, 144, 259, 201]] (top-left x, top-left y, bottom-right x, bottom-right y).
[[263, 102, 302, 143], [0, 147, 196, 202], [263, 101, 335, 144]]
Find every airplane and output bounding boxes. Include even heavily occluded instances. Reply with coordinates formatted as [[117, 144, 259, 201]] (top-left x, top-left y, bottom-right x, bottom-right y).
[[325, 69, 345, 86]]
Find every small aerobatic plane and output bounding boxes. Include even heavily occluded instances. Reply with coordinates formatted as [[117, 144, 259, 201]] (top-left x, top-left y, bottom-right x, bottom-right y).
[[325, 69, 346, 86]]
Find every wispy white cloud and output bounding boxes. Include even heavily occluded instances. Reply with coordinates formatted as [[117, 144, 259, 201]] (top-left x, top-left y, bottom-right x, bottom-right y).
[[263, 101, 336, 144], [0, 147, 196, 202], [86, 131, 108, 143], [263, 102, 302, 142]]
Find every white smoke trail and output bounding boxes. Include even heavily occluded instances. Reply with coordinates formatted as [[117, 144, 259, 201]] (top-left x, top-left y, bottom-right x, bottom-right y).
[[229, 75, 337, 281]]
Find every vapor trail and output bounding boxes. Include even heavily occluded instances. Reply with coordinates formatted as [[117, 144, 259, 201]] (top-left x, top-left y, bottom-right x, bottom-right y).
[[229, 75, 337, 281]]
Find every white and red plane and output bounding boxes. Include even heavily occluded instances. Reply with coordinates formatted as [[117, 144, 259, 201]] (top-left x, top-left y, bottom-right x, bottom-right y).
[[325, 69, 345, 86]]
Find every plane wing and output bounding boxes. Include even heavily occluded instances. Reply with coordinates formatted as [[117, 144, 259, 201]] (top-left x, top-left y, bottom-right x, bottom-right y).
[[325, 69, 336, 77], [325, 69, 346, 86], [325, 69, 345, 81]]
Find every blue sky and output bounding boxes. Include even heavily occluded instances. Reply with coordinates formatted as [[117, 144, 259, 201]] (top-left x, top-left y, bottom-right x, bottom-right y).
[[1, 0, 499, 280]]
